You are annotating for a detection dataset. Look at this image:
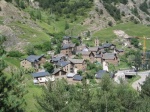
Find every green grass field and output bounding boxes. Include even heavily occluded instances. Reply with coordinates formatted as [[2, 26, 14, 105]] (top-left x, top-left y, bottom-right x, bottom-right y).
[[3, 57, 20, 67], [93, 22, 150, 49]]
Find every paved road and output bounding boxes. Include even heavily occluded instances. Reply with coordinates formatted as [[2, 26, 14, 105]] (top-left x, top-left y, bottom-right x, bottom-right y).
[[132, 71, 150, 91]]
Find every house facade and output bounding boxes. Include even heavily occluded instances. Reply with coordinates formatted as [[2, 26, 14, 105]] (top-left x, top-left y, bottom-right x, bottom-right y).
[[61, 43, 76, 56], [102, 53, 118, 65], [69, 59, 86, 71], [56, 61, 71, 73], [78, 51, 95, 62], [52, 68, 67, 79], [20, 55, 46, 69]]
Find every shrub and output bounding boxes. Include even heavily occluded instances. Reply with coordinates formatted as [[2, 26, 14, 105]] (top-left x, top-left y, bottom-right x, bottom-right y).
[[8, 51, 24, 57], [108, 21, 113, 26]]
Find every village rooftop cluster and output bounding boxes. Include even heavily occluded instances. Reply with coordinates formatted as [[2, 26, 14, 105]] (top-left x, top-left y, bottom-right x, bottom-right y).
[[20, 36, 125, 84]]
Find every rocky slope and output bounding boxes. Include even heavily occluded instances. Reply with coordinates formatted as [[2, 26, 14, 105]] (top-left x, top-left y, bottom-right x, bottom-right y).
[[0, 0, 150, 51]]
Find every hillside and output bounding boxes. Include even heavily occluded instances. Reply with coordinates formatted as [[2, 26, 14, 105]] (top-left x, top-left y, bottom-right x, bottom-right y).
[[0, 0, 150, 51]]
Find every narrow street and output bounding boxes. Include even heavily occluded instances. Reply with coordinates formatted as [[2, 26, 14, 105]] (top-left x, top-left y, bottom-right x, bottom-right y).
[[132, 71, 150, 91]]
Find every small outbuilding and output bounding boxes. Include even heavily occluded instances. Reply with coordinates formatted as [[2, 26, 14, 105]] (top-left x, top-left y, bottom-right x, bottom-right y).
[[73, 75, 83, 81]]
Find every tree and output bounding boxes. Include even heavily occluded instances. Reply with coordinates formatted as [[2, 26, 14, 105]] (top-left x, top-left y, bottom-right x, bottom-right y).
[[130, 38, 139, 48], [8, 50, 24, 57], [108, 21, 113, 26], [0, 35, 6, 55], [43, 62, 54, 73], [141, 75, 150, 97], [36, 10, 42, 20], [0, 35, 26, 111], [36, 79, 71, 112]]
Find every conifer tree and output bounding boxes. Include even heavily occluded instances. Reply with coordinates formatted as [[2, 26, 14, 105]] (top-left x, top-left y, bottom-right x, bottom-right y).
[[0, 34, 26, 112]]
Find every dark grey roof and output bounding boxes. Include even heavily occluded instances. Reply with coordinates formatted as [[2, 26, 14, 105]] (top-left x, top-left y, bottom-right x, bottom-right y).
[[102, 43, 114, 48], [32, 72, 49, 78], [26, 55, 44, 62], [73, 75, 83, 81], [52, 68, 66, 75], [69, 59, 84, 64], [76, 51, 92, 56], [61, 43, 75, 50], [95, 70, 107, 79], [51, 57, 61, 62], [102, 53, 116, 60], [88, 47, 98, 52], [95, 54, 102, 58], [116, 49, 124, 52], [56, 61, 70, 67]]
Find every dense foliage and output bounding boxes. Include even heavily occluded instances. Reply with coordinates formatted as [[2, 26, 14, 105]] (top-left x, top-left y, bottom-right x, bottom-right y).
[[35, 0, 93, 17], [0, 34, 26, 112], [8, 50, 24, 57], [139, 0, 150, 15], [43, 62, 54, 73], [36, 74, 150, 112], [102, 0, 128, 21]]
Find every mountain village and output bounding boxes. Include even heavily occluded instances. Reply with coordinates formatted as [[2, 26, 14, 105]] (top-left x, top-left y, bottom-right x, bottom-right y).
[[20, 36, 137, 85]]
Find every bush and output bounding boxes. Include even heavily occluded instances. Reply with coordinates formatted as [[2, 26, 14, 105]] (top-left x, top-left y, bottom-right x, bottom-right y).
[[108, 21, 113, 26], [8, 51, 24, 57]]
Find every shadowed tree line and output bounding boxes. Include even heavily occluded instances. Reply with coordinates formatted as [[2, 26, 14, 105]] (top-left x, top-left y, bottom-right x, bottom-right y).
[[36, 74, 150, 112]]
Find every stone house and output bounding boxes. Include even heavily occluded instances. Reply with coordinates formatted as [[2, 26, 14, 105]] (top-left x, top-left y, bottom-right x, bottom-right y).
[[88, 47, 99, 55], [76, 44, 87, 52], [50, 54, 66, 65], [102, 53, 119, 65], [61, 43, 76, 56], [77, 51, 95, 62], [102, 43, 116, 50], [32, 72, 54, 84], [95, 54, 102, 63], [69, 59, 86, 71], [56, 61, 71, 73], [20, 55, 46, 70], [52, 68, 67, 79]]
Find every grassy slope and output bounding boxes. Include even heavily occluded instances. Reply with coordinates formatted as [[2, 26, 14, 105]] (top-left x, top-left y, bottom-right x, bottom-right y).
[[9, 22, 50, 45], [24, 74, 42, 112], [93, 22, 150, 49]]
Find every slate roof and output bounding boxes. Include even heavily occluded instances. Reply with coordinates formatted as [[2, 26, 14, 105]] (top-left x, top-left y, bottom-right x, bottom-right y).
[[56, 61, 70, 67], [69, 59, 84, 64], [102, 53, 116, 60], [73, 75, 83, 81], [52, 68, 66, 75], [61, 43, 75, 50], [95, 70, 107, 79], [95, 54, 102, 58], [26, 55, 44, 62], [116, 49, 124, 52], [54, 53, 66, 58], [76, 51, 92, 56], [32, 72, 49, 78], [51, 57, 61, 62], [88, 47, 98, 52], [102, 43, 114, 48]]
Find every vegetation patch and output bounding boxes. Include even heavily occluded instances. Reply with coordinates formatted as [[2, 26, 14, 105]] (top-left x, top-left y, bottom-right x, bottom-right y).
[[93, 22, 150, 49]]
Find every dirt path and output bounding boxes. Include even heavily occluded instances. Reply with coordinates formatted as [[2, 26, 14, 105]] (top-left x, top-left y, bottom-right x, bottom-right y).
[[132, 71, 150, 91]]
